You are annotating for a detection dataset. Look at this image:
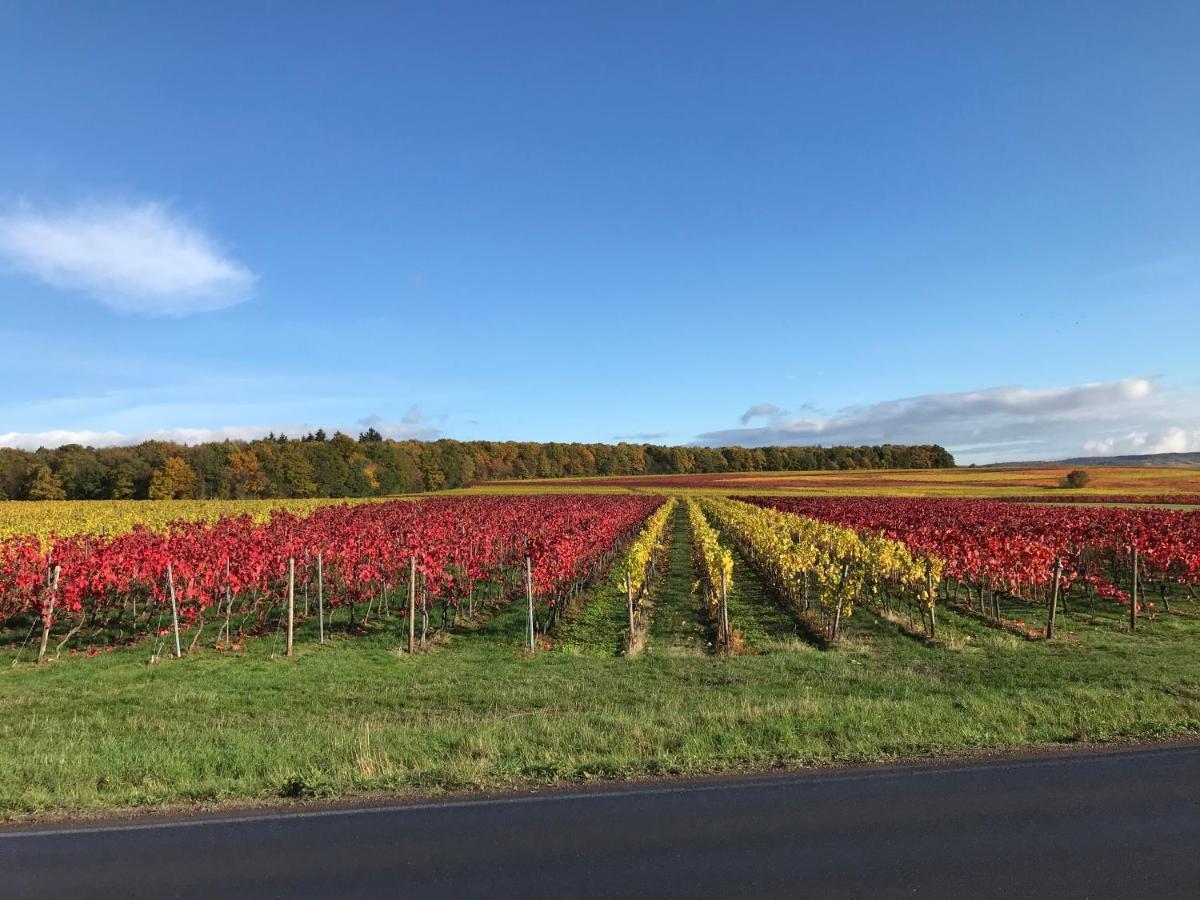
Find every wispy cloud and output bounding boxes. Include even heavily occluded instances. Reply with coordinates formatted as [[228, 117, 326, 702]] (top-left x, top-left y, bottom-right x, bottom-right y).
[[696, 378, 1200, 463], [614, 432, 667, 441], [356, 410, 441, 441], [740, 403, 784, 424], [0, 201, 255, 314], [1101, 252, 1199, 283]]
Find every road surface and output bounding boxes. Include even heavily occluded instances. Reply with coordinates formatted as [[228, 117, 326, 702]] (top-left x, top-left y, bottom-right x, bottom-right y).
[[2, 744, 1197, 898]]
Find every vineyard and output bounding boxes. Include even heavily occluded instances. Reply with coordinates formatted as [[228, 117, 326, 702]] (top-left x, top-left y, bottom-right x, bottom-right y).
[[745, 497, 1200, 636], [2, 490, 1198, 663], [0, 495, 661, 663], [0, 488, 1198, 817]]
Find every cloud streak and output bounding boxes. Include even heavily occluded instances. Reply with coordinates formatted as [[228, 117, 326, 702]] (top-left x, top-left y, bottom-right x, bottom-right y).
[[0, 201, 255, 314], [613, 432, 668, 441], [696, 378, 1200, 463]]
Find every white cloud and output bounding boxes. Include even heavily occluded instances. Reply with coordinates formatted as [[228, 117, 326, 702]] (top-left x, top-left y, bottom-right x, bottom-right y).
[[1085, 426, 1200, 456], [0, 201, 255, 314], [696, 378, 1200, 463], [0, 422, 441, 451], [0, 426, 268, 451], [1150, 427, 1200, 453]]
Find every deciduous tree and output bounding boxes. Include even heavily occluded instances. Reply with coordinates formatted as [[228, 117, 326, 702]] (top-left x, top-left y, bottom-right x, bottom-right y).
[[27, 464, 66, 501], [148, 457, 199, 500]]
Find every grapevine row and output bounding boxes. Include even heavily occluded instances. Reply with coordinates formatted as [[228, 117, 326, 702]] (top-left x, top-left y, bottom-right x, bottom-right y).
[[618, 497, 678, 654], [747, 497, 1200, 630], [685, 499, 735, 650], [699, 498, 941, 640]]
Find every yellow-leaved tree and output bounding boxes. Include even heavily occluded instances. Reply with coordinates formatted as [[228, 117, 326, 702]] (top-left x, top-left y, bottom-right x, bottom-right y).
[[26, 464, 67, 501], [226, 449, 269, 498], [148, 456, 199, 500]]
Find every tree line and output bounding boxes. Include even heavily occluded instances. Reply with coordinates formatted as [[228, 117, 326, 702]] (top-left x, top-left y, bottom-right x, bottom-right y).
[[0, 432, 955, 501]]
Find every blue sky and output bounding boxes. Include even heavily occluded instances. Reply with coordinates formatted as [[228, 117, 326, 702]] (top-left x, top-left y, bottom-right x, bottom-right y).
[[0, 1, 1197, 464]]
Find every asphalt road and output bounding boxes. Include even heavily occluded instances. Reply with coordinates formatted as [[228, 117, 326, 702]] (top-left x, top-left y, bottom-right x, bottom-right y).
[[2, 744, 1197, 898]]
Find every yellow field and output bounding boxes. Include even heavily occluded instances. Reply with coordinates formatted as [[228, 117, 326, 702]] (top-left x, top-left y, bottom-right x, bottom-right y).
[[453, 466, 1200, 499], [0, 497, 385, 540]]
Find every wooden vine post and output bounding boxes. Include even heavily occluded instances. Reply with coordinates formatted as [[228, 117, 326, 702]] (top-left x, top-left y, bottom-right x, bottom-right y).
[[1130, 547, 1139, 632], [167, 563, 182, 659], [222, 559, 232, 645], [831, 563, 848, 641], [1046, 559, 1063, 639], [525, 556, 535, 653], [420, 585, 428, 646], [626, 570, 635, 636], [719, 569, 730, 648], [925, 565, 937, 639], [286, 557, 295, 657], [36, 564, 61, 666], [317, 551, 325, 644], [408, 556, 416, 654]]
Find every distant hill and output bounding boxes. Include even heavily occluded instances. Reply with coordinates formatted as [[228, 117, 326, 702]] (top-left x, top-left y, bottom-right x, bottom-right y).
[[991, 452, 1200, 468]]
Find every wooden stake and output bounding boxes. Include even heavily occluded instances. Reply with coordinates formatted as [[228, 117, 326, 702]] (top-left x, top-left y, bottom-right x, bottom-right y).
[[626, 570, 635, 636], [167, 563, 182, 659], [831, 563, 848, 640], [317, 551, 325, 644], [720, 569, 730, 647], [525, 556, 535, 652], [408, 556, 416, 654], [222, 559, 232, 645], [36, 564, 60, 665], [1046, 559, 1062, 639], [925, 567, 937, 639], [286, 557, 295, 657], [1130, 547, 1139, 632]]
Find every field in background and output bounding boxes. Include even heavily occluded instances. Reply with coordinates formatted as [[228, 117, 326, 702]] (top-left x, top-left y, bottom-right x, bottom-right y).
[[0, 497, 387, 539], [460, 466, 1200, 499], [4, 469, 1196, 533]]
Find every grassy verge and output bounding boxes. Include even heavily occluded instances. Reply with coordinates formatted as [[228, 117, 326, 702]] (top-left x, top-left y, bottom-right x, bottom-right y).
[[1, 549, 1198, 819]]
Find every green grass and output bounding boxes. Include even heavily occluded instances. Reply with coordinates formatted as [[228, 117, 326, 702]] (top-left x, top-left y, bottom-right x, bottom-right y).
[[556, 562, 636, 658], [1, 521, 1199, 820], [645, 507, 709, 654], [720, 539, 807, 651]]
